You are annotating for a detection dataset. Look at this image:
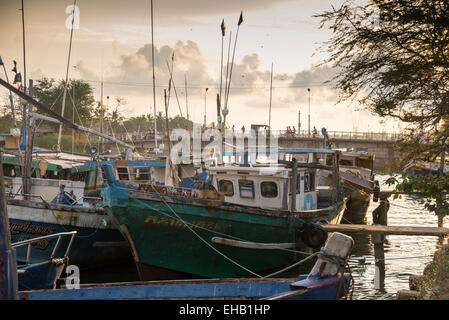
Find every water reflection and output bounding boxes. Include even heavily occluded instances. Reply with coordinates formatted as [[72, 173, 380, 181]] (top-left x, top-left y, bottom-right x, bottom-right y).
[[349, 175, 448, 300]]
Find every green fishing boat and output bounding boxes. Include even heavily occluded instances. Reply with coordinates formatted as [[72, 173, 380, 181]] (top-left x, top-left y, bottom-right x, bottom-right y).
[[101, 149, 347, 280]]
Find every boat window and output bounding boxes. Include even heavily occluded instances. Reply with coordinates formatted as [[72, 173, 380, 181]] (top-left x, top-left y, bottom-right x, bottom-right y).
[[135, 168, 150, 181], [42, 170, 59, 180], [261, 181, 278, 198], [3, 164, 18, 177], [339, 159, 353, 166], [218, 179, 234, 196], [70, 171, 88, 182], [304, 173, 316, 192], [117, 167, 129, 181], [238, 180, 255, 199], [355, 158, 372, 170]]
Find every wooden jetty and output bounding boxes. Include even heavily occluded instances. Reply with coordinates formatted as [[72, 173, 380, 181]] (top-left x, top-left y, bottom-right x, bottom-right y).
[[322, 221, 449, 291], [323, 224, 449, 237]]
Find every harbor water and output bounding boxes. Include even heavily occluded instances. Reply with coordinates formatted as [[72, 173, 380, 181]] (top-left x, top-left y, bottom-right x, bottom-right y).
[[81, 175, 447, 300], [349, 174, 448, 300]]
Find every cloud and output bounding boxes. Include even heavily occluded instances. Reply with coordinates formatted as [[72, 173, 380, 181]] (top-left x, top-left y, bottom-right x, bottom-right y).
[[290, 64, 337, 88], [74, 60, 99, 80], [77, 0, 297, 19], [73, 42, 342, 112]]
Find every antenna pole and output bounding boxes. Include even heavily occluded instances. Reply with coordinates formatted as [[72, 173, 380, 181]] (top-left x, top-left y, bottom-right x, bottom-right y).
[[268, 62, 273, 130], [20, 0, 27, 150], [57, 0, 77, 152], [184, 74, 189, 121], [151, 0, 158, 150], [308, 88, 311, 137]]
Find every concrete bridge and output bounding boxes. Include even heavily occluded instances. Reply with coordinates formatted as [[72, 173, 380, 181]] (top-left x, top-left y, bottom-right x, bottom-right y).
[[105, 130, 403, 170]]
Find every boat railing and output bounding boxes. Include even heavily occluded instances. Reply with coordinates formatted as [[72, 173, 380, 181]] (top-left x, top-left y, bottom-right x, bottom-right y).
[[12, 231, 77, 265], [6, 192, 47, 202], [6, 192, 102, 207]]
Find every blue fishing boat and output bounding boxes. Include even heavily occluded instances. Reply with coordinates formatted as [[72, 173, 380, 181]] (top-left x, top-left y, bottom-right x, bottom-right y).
[[14, 231, 76, 291], [18, 232, 354, 300]]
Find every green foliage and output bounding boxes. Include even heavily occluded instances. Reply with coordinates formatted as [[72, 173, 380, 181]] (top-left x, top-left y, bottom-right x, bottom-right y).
[[33, 133, 86, 153], [33, 78, 95, 128], [0, 106, 15, 132], [316, 0, 449, 167], [316, 1, 449, 128], [388, 172, 449, 216]]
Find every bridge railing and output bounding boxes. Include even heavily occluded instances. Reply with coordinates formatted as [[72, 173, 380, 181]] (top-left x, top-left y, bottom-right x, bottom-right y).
[[112, 129, 404, 142], [272, 130, 404, 141]]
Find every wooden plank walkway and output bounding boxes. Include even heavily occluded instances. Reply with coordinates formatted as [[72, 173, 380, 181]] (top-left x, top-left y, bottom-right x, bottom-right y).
[[323, 224, 449, 237]]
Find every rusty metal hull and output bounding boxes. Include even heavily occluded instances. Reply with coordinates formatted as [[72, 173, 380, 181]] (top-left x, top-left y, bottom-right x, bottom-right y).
[[7, 200, 132, 268]]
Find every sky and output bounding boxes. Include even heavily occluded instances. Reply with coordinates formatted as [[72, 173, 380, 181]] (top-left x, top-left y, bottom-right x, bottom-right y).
[[0, 0, 403, 133]]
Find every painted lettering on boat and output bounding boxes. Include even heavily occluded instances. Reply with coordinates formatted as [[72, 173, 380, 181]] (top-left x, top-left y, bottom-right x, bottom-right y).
[[10, 221, 55, 236], [17, 235, 51, 250], [144, 214, 219, 231], [10, 222, 55, 250]]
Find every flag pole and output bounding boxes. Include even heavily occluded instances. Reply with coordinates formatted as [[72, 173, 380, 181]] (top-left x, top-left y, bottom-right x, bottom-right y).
[[224, 11, 243, 111], [223, 31, 232, 113], [219, 19, 225, 108], [151, 0, 158, 151]]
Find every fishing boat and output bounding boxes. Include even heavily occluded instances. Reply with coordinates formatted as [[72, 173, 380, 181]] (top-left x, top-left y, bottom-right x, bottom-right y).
[[14, 231, 76, 291], [1, 151, 133, 268], [403, 159, 449, 176], [100, 148, 347, 281], [318, 151, 378, 223], [18, 232, 354, 300]]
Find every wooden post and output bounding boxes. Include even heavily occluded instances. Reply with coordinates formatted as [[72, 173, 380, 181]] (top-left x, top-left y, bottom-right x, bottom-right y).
[[372, 193, 389, 290], [331, 151, 340, 204], [0, 152, 18, 299], [373, 232, 385, 290]]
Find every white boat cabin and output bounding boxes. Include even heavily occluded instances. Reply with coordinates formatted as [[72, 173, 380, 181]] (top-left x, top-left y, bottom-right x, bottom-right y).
[[209, 165, 317, 211], [339, 152, 374, 182]]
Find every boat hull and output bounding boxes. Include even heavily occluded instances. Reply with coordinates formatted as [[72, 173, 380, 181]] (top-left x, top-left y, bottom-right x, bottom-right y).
[[18, 274, 351, 300], [104, 189, 346, 280], [342, 186, 372, 224], [7, 199, 132, 268]]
